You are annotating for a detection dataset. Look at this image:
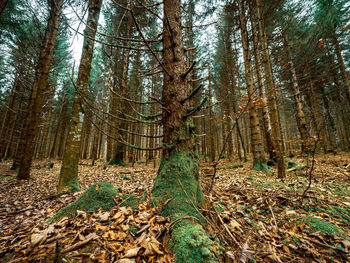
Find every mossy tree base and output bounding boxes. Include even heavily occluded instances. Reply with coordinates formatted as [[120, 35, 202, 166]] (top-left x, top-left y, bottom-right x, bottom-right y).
[[58, 165, 80, 193], [152, 150, 222, 262], [253, 158, 269, 173], [108, 158, 126, 167], [169, 222, 222, 263], [48, 182, 119, 223]]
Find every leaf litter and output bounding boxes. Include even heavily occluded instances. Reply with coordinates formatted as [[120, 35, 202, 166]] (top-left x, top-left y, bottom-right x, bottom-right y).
[[0, 152, 349, 262]]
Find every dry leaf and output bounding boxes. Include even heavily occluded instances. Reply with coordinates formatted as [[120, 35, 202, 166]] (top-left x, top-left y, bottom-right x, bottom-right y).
[[124, 247, 140, 258], [240, 242, 253, 263]]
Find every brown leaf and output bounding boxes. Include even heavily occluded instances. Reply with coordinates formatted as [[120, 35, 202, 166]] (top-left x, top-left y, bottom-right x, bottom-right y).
[[124, 247, 140, 258]]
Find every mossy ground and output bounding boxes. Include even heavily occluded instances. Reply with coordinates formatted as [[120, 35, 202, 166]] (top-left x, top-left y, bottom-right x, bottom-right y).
[[108, 158, 126, 167], [121, 191, 148, 211], [48, 182, 119, 223], [169, 222, 222, 263], [303, 216, 349, 240]]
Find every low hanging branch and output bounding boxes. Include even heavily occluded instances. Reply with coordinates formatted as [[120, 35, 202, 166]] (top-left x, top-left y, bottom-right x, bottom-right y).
[[128, 103, 163, 120], [67, 68, 160, 125], [181, 61, 197, 79], [82, 104, 163, 151], [130, 7, 172, 78], [181, 84, 203, 103], [183, 96, 208, 118], [106, 84, 159, 105]]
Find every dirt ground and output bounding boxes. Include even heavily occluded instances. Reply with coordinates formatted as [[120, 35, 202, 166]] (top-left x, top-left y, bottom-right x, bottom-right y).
[[0, 152, 349, 262]]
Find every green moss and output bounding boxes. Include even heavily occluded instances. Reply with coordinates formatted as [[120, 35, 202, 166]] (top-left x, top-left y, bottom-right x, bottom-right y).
[[329, 206, 350, 223], [121, 191, 148, 211], [108, 158, 126, 166], [10, 165, 19, 171], [303, 216, 349, 239], [0, 174, 12, 179], [221, 164, 243, 169], [253, 158, 269, 173], [59, 171, 80, 193], [129, 225, 139, 236], [116, 174, 131, 180], [152, 150, 204, 222], [169, 222, 222, 263], [287, 160, 298, 169], [48, 182, 119, 223]]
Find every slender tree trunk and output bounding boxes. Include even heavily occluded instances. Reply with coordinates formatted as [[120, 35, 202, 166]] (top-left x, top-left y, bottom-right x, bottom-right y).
[[283, 37, 311, 153], [256, 0, 285, 177], [0, 0, 8, 17], [16, 0, 63, 179], [111, 4, 132, 165], [249, 2, 275, 159], [333, 29, 350, 104], [305, 59, 326, 150], [208, 68, 216, 163], [238, 0, 266, 170], [0, 74, 20, 160], [58, 0, 102, 192], [39, 87, 55, 158]]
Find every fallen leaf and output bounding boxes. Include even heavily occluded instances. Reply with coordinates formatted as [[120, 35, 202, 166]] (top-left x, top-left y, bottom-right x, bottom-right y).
[[124, 247, 140, 258]]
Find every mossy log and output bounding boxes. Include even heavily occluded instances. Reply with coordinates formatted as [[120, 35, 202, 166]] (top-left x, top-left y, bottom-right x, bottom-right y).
[[48, 182, 119, 223], [152, 150, 222, 263]]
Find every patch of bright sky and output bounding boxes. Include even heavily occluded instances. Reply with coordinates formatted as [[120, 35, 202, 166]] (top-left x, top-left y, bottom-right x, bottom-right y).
[[64, 2, 106, 67]]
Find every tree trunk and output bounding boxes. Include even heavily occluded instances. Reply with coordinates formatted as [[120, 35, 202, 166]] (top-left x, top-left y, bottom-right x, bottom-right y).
[[333, 29, 350, 104], [208, 68, 216, 163], [16, 0, 63, 179], [0, 0, 8, 17], [152, 1, 221, 261], [238, 0, 267, 171], [58, 0, 102, 192], [256, 0, 285, 177], [111, 4, 132, 165], [249, 2, 275, 160], [283, 37, 311, 153]]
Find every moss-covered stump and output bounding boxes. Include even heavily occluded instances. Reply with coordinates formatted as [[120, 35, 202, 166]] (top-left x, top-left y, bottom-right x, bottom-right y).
[[108, 158, 126, 166], [48, 182, 119, 223], [152, 150, 222, 262]]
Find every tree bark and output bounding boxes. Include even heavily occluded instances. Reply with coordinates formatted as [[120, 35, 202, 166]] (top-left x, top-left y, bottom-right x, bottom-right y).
[[238, 0, 267, 171], [58, 0, 102, 192], [110, 3, 133, 165], [249, 2, 275, 159], [152, 1, 220, 261], [16, 0, 63, 179], [256, 0, 286, 177], [333, 29, 350, 104], [283, 37, 311, 153], [0, 0, 8, 17]]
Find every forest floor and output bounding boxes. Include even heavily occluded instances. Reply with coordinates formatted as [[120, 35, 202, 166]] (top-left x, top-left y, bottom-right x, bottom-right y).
[[0, 152, 349, 263]]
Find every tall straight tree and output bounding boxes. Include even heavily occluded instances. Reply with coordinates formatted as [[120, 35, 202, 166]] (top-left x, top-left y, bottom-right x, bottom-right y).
[[16, 0, 63, 179], [282, 33, 311, 153], [256, 0, 286, 178], [237, 0, 267, 171], [110, 1, 133, 165], [58, 0, 102, 192], [152, 0, 220, 261], [248, 1, 275, 160]]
